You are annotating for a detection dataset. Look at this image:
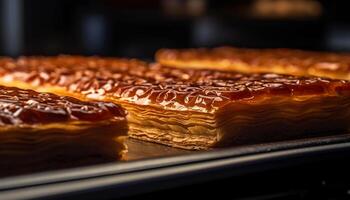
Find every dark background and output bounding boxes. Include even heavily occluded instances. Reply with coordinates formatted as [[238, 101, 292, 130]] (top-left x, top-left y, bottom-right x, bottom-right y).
[[1, 0, 350, 59]]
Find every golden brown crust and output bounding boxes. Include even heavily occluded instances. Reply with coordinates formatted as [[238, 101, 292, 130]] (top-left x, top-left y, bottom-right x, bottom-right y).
[[1, 56, 350, 149], [156, 47, 350, 80]]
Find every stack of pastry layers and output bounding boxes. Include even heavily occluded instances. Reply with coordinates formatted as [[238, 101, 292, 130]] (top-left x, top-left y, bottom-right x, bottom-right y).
[[0, 85, 127, 176], [0, 50, 350, 151]]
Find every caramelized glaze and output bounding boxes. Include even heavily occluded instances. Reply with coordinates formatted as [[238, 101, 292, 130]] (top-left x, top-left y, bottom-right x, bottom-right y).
[[156, 47, 350, 79], [0, 85, 126, 125], [0, 56, 349, 113]]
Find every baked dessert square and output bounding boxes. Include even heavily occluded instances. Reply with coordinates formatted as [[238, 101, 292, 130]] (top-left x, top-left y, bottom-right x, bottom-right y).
[[0, 85, 127, 176], [0, 56, 349, 150], [156, 47, 350, 80]]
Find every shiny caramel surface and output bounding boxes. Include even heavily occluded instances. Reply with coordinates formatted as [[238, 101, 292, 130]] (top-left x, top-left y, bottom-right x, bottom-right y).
[[1, 56, 350, 113], [156, 47, 350, 78], [0, 85, 126, 125]]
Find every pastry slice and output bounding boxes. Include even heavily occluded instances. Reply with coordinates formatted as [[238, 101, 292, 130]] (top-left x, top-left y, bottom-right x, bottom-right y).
[[0, 85, 127, 176], [156, 47, 350, 80], [1, 56, 350, 150]]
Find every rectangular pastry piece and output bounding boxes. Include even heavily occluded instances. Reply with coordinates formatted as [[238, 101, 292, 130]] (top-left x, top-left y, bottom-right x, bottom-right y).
[[156, 47, 350, 80], [0, 85, 127, 176], [1, 56, 350, 150]]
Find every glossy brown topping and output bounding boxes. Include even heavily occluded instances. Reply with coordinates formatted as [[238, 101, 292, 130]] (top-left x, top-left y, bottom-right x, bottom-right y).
[[156, 47, 350, 76], [1, 56, 350, 113], [0, 85, 126, 125]]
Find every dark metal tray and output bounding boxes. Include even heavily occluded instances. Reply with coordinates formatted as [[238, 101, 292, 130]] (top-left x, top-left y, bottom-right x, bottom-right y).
[[2, 133, 350, 200]]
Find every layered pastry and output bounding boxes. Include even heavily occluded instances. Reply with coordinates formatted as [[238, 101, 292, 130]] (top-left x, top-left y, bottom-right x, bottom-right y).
[[0, 85, 127, 176], [156, 47, 350, 80], [0, 56, 350, 150]]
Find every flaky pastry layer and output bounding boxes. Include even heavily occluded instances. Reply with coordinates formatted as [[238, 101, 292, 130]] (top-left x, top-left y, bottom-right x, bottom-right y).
[[0, 121, 127, 176]]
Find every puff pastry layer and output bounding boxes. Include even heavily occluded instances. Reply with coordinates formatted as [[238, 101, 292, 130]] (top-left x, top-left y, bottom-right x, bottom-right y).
[[1, 56, 350, 150], [0, 85, 127, 176], [156, 47, 350, 80]]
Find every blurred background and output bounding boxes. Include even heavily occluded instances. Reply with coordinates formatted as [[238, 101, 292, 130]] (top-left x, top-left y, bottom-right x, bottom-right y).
[[0, 0, 349, 59]]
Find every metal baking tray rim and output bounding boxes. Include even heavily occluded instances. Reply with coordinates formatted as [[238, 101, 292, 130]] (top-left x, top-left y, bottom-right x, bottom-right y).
[[1, 133, 350, 200]]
